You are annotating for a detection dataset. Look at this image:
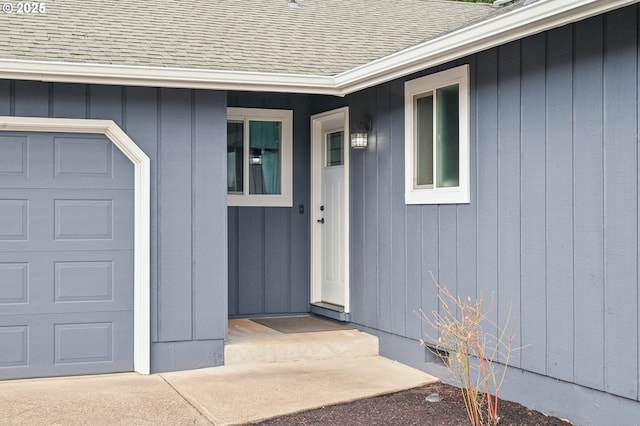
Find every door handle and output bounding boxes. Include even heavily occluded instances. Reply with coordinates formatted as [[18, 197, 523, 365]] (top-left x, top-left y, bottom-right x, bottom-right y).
[[317, 218, 325, 224]]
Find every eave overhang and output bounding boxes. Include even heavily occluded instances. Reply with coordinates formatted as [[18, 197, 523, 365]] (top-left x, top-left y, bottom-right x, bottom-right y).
[[0, 0, 636, 97]]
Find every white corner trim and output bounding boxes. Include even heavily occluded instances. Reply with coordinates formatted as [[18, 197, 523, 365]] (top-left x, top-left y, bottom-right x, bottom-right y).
[[0, 116, 151, 375]]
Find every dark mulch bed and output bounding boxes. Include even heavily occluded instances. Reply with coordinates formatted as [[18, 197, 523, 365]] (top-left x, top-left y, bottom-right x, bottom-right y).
[[252, 382, 572, 426]]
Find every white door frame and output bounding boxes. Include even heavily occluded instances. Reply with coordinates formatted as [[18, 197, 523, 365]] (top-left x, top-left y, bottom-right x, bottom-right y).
[[0, 116, 151, 375], [310, 107, 350, 312]]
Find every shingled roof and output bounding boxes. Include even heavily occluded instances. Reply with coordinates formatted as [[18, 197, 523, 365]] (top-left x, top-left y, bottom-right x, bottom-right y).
[[0, 0, 634, 94], [1, 0, 494, 76]]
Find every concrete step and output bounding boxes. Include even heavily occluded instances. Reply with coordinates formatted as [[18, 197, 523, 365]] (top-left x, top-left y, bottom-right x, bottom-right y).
[[225, 318, 379, 365]]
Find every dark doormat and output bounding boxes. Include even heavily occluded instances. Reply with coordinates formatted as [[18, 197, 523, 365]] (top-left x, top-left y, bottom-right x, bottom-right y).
[[250, 315, 353, 333]]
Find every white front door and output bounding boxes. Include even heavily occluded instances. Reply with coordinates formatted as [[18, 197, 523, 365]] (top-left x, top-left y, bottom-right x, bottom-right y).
[[311, 108, 349, 310]]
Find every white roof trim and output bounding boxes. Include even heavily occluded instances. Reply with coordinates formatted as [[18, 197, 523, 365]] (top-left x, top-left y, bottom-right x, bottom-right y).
[[0, 59, 341, 95], [335, 0, 638, 94], [0, 0, 636, 96]]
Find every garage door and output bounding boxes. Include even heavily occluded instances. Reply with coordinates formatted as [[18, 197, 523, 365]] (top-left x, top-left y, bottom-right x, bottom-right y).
[[0, 131, 134, 380]]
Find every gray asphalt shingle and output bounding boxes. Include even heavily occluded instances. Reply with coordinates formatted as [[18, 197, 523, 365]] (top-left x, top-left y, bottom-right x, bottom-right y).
[[0, 0, 495, 75]]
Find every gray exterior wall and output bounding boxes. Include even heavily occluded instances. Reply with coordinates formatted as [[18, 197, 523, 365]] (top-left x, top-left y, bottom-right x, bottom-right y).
[[3, 3, 639, 421], [311, 5, 640, 424], [0, 81, 228, 373], [227, 92, 310, 317]]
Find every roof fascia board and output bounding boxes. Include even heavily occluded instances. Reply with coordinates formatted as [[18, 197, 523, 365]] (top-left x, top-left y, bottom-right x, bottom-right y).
[[0, 0, 635, 96], [0, 60, 342, 96], [334, 0, 638, 95]]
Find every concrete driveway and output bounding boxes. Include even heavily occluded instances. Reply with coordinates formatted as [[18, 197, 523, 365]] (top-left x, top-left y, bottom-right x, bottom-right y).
[[0, 356, 437, 425]]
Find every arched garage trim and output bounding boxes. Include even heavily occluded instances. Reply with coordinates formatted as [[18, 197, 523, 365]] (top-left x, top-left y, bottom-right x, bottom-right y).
[[0, 116, 151, 375]]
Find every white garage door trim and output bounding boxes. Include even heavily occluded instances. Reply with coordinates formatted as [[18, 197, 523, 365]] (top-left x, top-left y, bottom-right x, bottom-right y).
[[0, 116, 150, 375]]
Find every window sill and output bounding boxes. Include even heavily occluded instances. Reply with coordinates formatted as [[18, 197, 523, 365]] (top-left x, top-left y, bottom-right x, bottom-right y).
[[405, 188, 470, 205], [227, 194, 292, 207]]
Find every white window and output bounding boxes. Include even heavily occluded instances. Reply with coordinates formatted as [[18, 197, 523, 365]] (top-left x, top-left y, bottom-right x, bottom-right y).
[[227, 107, 293, 207], [405, 65, 470, 204]]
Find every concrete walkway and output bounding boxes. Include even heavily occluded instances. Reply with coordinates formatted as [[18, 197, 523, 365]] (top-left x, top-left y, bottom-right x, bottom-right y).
[[0, 356, 438, 425]]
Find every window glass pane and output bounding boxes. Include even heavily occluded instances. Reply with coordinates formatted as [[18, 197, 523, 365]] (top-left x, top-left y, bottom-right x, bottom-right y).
[[249, 120, 282, 195], [436, 84, 460, 188], [326, 131, 344, 167], [415, 94, 434, 186], [227, 121, 244, 193]]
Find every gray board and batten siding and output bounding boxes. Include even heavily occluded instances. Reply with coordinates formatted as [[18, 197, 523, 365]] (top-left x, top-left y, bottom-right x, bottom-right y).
[[311, 5, 640, 424], [227, 92, 311, 317], [0, 82, 228, 374], [1, 2, 640, 423]]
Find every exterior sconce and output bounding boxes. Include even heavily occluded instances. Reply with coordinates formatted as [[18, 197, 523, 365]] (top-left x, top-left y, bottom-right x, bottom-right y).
[[350, 117, 371, 149]]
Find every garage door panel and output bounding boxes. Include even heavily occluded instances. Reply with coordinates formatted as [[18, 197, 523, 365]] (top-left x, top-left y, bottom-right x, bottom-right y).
[[0, 199, 28, 241], [0, 311, 133, 380], [0, 325, 28, 368], [0, 251, 133, 315], [0, 188, 133, 252], [0, 129, 134, 380], [0, 261, 28, 304], [0, 134, 28, 178], [0, 132, 133, 190]]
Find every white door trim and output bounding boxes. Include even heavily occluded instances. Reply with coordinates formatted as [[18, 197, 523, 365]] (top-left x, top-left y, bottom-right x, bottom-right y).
[[310, 107, 350, 313], [0, 116, 151, 375]]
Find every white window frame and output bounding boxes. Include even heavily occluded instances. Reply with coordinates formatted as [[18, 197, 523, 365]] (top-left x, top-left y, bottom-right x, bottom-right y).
[[404, 64, 470, 205], [227, 107, 293, 207]]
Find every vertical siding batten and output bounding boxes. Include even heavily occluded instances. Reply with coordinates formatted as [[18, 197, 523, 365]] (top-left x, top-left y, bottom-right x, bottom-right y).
[[520, 34, 547, 374], [237, 207, 265, 314], [438, 205, 457, 321], [602, 8, 639, 399], [387, 78, 410, 338], [14, 81, 49, 117], [264, 209, 291, 313], [88, 85, 124, 126], [421, 204, 439, 343], [193, 90, 227, 340], [52, 83, 86, 119], [455, 56, 479, 336], [376, 83, 393, 333], [0, 80, 9, 115], [406, 205, 423, 339], [573, 15, 606, 391], [363, 89, 379, 329], [191, 91, 197, 337], [158, 88, 193, 341], [637, 4, 640, 402], [497, 40, 523, 368], [227, 207, 239, 316], [545, 25, 575, 383], [347, 92, 366, 325], [290, 95, 311, 313], [475, 48, 500, 342]]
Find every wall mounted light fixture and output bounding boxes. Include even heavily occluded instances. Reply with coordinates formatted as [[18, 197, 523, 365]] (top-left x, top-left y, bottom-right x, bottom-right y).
[[350, 117, 371, 149]]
